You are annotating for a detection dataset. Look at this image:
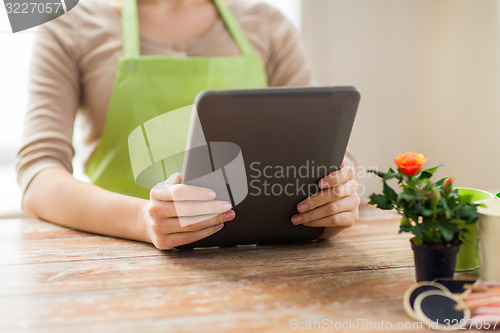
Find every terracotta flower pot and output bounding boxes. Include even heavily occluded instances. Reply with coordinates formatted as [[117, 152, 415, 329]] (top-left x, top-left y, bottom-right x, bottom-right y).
[[410, 238, 462, 282]]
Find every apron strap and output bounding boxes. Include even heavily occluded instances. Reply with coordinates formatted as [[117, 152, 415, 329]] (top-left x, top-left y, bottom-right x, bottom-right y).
[[121, 0, 255, 58], [122, 0, 140, 58], [213, 0, 254, 55]]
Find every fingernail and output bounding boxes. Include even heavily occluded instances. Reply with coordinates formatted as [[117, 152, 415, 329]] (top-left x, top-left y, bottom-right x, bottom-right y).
[[291, 215, 302, 224], [224, 211, 235, 220], [222, 202, 232, 211], [215, 223, 224, 231], [297, 203, 308, 213], [318, 180, 329, 189], [166, 172, 181, 184], [206, 190, 216, 200]]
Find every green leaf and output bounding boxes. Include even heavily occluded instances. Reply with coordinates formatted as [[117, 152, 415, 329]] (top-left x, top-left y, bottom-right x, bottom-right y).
[[434, 177, 447, 187], [438, 223, 456, 243], [400, 216, 412, 226], [421, 209, 433, 217], [383, 183, 398, 202], [439, 196, 451, 219], [421, 165, 440, 176], [420, 167, 439, 180], [367, 169, 387, 179], [412, 237, 424, 246], [400, 224, 412, 233], [368, 169, 399, 181], [398, 192, 414, 202], [430, 232, 444, 244], [400, 217, 413, 232], [448, 219, 466, 227], [412, 223, 425, 241], [368, 194, 394, 210], [383, 172, 399, 181]]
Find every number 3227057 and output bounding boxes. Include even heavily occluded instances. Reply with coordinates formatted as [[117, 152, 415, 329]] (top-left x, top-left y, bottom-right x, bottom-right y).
[[442, 319, 498, 330], [5, 2, 63, 14]]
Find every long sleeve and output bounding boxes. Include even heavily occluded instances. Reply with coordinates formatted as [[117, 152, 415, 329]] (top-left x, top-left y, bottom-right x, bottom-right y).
[[16, 17, 80, 193]]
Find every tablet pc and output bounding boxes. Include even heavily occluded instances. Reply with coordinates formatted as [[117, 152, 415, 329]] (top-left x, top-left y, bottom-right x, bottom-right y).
[[180, 86, 360, 248]]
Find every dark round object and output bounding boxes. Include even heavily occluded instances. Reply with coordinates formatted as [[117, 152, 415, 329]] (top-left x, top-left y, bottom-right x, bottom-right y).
[[403, 281, 449, 320], [414, 291, 470, 330], [410, 285, 443, 310]]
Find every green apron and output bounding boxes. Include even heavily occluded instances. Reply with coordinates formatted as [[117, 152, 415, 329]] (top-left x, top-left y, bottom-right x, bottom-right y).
[[85, 0, 268, 199]]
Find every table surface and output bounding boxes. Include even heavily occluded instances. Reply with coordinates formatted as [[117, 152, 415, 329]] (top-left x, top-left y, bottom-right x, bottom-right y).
[[0, 205, 480, 333]]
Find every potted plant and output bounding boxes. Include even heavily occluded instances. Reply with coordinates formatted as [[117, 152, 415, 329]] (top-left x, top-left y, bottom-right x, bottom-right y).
[[368, 152, 480, 282]]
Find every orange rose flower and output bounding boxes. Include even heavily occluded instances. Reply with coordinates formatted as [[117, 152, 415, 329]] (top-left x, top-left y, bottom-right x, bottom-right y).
[[393, 152, 428, 177]]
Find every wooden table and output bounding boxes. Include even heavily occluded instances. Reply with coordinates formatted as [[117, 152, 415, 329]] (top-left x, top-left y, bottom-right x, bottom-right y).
[[0, 205, 479, 332]]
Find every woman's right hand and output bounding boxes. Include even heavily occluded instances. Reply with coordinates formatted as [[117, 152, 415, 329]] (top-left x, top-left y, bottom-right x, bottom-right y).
[[144, 173, 235, 250]]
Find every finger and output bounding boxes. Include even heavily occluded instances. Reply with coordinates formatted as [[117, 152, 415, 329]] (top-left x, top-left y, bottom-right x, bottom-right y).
[[291, 195, 360, 225], [152, 210, 236, 234], [153, 223, 226, 250], [148, 199, 232, 220], [297, 180, 358, 213], [173, 200, 232, 216], [318, 166, 355, 189], [301, 210, 359, 228], [151, 173, 182, 192], [166, 172, 182, 185], [150, 183, 216, 202]]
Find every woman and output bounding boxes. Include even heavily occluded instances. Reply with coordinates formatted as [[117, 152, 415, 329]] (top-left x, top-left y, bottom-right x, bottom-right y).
[[17, 0, 360, 249]]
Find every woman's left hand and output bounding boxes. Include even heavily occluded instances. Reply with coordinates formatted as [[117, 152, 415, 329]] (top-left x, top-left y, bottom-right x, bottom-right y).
[[291, 165, 360, 239]]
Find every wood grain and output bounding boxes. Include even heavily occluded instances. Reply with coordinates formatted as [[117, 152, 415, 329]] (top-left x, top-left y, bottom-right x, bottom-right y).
[[0, 205, 479, 332]]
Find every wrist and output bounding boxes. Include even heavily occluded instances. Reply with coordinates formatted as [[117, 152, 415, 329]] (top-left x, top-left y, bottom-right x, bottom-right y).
[[133, 197, 152, 244]]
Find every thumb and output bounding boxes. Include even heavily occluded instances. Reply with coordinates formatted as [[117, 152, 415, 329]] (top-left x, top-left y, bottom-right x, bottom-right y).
[[165, 172, 182, 185]]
